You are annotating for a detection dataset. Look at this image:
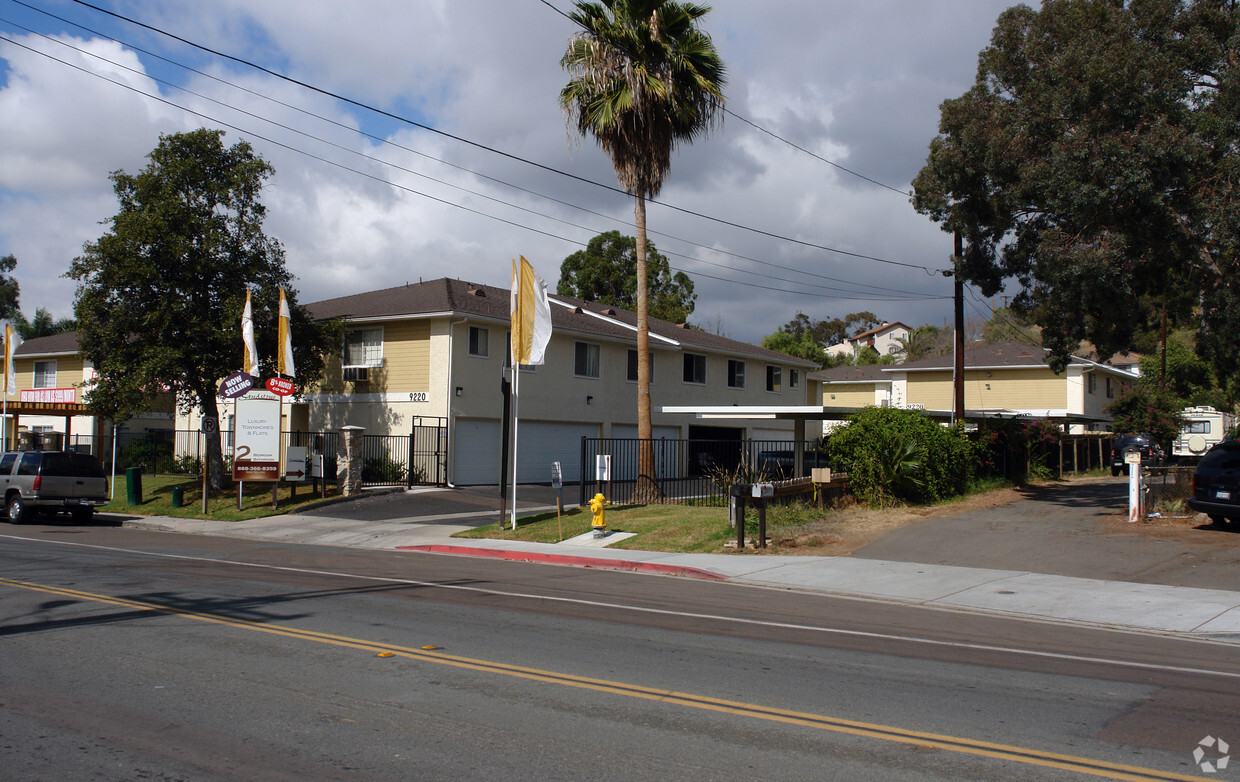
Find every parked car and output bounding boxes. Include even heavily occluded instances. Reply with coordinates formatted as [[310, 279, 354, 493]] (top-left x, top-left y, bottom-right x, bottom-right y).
[[1110, 433, 1165, 476], [1187, 439, 1240, 525], [1, 450, 109, 523]]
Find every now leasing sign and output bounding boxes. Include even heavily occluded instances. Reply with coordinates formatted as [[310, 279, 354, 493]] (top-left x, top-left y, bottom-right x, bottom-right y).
[[233, 391, 282, 482]]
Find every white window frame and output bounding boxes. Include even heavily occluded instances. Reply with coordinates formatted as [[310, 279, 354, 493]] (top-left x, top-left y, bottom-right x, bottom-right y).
[[468, 326, 490, 357], [683, 353, 706, 385], [33, 360, 57, 389], [766, 365, 782, 393], [343, 327, 383, 368], [626, 349, 654, 384], [727, 359, 745, 389], [574, 341, 601, 379]]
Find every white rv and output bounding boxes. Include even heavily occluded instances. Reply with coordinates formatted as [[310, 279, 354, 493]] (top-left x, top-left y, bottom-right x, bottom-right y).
[[1172, 406, 1237, 459]]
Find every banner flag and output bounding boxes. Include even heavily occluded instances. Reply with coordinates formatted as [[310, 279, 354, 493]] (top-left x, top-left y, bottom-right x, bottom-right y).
[[241, 288, 258, 376], [510, 256, 552, 366], [2, 321, 21, 396], [278, 286, 295, 377]]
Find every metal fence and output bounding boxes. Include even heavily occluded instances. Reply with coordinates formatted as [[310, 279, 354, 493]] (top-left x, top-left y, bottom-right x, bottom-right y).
[[1143, 465, 1196, 518], [63, 421, 449, 490], [579, 438, 828, 506]]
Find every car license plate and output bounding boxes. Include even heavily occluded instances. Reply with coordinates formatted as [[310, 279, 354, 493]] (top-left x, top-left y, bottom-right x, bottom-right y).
[[1215, 490, 1232, 501]]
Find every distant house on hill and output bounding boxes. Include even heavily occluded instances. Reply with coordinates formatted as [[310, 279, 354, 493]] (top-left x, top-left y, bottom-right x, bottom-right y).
[[824, 321, 910, 360]]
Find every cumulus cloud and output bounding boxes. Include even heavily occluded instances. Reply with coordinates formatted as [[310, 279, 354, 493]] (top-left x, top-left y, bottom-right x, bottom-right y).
[[0, 0, 1014, 340]]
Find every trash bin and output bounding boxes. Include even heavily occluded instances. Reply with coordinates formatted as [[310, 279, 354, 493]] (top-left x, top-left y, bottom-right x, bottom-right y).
[[126, 467, 143, 506], [171, 484, 183, 508]]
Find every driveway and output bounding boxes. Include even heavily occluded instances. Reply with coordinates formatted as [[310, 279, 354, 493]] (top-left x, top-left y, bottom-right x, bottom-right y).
[[853, 478, 1240, 592], [296, 483, 572, 523]]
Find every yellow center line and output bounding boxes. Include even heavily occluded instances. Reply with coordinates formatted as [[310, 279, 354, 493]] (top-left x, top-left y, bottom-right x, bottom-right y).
[[0, 576, 1208, 782]]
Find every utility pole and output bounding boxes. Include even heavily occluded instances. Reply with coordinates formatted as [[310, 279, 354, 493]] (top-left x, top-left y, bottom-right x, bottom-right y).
[[953, 229, 965, 425]]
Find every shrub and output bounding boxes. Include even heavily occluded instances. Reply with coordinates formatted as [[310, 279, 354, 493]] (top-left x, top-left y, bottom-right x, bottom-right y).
[[362, 454, 407, 484], [820, 407, 976, 505]]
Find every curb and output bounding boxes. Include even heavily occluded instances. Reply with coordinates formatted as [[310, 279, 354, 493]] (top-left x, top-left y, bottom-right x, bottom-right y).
[[397, 544, 728, 581]]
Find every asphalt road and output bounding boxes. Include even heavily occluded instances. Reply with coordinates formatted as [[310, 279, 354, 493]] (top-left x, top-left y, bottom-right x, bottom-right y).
[[3, 524, 1237, 781]]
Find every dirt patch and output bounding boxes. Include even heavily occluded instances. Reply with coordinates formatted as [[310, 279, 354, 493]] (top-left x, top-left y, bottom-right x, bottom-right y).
[[761, 484, 1029, 556]]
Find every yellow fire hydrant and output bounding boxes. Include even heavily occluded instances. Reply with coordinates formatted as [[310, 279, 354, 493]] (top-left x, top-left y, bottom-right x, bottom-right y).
[[589, 492, 607, 537]]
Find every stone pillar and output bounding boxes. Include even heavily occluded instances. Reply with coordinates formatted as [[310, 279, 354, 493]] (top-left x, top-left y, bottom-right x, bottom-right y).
[[339, 425, 365, 496]]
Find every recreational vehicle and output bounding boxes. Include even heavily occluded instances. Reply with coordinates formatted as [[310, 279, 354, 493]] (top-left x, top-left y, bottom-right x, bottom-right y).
[[1172, 406, 1237, 460]]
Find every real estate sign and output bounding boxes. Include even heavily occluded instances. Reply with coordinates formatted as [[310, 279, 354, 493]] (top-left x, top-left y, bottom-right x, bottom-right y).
[[233, 391, 282, 482]]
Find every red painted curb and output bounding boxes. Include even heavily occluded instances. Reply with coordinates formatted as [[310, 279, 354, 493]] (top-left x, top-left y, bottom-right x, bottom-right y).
[[397, 544, 728, 581]]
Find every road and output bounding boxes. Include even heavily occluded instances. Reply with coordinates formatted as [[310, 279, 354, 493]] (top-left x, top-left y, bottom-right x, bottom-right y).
[[2, 523, 1237, 781]]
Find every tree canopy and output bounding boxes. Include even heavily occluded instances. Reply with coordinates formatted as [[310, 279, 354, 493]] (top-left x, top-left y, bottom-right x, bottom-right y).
[[0, 254, 21, 322], [759, 311, 881, 368], [13, 307, 75, 340], [68, 129, 339, 488], [912, 0, 1240, 383], [558, 231, 696, 323]]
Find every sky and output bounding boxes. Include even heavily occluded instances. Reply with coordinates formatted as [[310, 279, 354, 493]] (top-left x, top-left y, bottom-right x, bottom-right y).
[[0, 0, 1021, 345]]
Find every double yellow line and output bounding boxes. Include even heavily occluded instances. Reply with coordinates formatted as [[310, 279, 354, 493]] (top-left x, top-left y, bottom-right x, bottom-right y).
[[0, 576, 1207, 781]]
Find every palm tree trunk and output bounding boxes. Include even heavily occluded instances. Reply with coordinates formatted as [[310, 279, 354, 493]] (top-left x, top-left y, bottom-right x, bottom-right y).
[[633, 194, 661, 503]]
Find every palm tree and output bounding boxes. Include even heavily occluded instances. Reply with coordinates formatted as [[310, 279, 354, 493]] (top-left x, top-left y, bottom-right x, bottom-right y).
[[560, 0, 725, 501]]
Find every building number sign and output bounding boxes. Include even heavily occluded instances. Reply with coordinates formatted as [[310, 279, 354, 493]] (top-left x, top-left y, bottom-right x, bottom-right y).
[[409, 392, 428, 402]]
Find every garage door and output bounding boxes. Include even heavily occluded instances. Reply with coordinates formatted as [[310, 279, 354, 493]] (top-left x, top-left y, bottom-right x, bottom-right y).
[[454, 418, 599, 485], [453, 418, 501, 486], [514, 421, 599, 484]]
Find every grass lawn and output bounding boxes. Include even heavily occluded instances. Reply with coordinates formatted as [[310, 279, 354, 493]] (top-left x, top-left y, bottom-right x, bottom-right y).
[[110, 472, 336, 521]]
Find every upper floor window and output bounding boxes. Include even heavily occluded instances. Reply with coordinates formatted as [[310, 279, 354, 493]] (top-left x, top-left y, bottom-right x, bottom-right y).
[[627, 349, 654, 383], [343, 327, 383, 367], [33, 360, 57, 389], [1087, 373, 1097, 394], [789, 368, 801, 389], [766, 365, 782, 393], [727, 359, 745, 389], [1105, 377, 1114, 399], [683, 353, 706, 384], [575, 341, 600, 378], [468, 326, 489, 357]]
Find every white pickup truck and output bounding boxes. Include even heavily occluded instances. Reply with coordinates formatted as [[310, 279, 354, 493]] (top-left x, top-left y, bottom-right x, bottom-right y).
[[1, 450, 109, 523]]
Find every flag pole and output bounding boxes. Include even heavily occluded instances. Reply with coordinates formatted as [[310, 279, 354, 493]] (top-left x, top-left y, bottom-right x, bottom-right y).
[[510, 354, 519, 530]]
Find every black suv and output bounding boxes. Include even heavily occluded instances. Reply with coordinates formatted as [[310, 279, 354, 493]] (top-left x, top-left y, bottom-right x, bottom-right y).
[[1109, 433, 1165, 476], [1188, 439, 1240, 525]]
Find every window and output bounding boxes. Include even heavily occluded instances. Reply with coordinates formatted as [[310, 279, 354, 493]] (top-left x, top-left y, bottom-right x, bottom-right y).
[[727, 359, 745, 389], [1106, 377, 1114, 399], [789, 368, 800, 389], [574, 341, 600, 378], [33, 360, 56, 389], [468, 326, 489, 357], [766, 365, 782, 393], [343, 327, 383, 367], [1186, 421, 1212, 434], [626, 349, 654, 383], [683, 353, 706, 384], [1088, 373, 1097, 394]]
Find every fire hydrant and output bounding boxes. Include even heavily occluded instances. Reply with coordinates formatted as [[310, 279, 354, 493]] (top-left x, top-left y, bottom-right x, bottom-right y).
[[589, 492, 607, 538]]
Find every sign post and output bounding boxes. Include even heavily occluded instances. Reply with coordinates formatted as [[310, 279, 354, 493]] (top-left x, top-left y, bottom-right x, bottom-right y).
[[1126, 451, 1142, 522]]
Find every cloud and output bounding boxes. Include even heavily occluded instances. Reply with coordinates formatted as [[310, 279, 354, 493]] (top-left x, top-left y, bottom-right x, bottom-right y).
[[0, 0, 1014, 341]]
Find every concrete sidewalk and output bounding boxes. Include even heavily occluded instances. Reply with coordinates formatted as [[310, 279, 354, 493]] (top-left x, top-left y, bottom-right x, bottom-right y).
[[117, 492, 1240, 644]]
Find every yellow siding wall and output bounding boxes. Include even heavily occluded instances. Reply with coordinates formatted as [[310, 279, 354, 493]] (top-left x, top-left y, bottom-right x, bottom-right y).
[[314, 321, 432, 394], [823, 385, 877, 408], [907, 368, 1066, 410]]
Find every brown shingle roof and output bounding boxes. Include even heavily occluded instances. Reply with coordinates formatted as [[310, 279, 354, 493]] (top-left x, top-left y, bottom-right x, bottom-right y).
[[307, 278, 817, 366], [808, 365, 891, 383]]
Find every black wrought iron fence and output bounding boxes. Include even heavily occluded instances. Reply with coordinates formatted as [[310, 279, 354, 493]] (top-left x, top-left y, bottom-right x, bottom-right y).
[[579, 438, 828, 505]]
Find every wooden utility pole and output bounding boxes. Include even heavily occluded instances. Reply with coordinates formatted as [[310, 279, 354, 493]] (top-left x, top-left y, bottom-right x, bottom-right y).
[[953, 229, 965, 425]]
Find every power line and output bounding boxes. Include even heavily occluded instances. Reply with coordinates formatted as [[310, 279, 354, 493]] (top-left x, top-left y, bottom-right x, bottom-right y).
[[541, 0, 915, 198], [58, 0, 944, 274], [0, 30, 943, 307]]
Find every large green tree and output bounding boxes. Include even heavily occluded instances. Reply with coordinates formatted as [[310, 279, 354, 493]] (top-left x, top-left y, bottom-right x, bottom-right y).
[[560, 0, 725, 501], [68, 129, 339, 490], [759, 311, 882, 368], [13, 307, 75, 340], [558, 230, 696, 323], [912, 0, 1240, 384], [0, 254, 21, 322]]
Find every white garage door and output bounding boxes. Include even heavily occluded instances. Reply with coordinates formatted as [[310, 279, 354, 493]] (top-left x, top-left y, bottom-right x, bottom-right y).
[[514, 421, 598, 483], [453, 418, 501, 486], [453, 418, 599, 485]]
